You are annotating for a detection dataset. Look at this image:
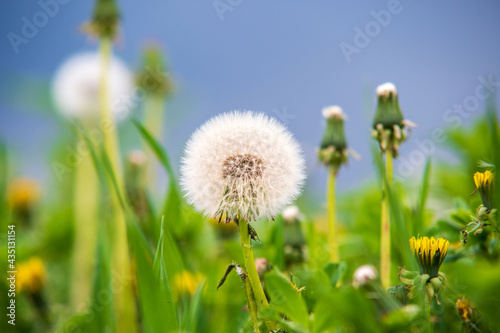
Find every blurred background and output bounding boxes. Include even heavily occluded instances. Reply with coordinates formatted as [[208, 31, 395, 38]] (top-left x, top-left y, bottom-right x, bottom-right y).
[[1, 0, 499, 204]]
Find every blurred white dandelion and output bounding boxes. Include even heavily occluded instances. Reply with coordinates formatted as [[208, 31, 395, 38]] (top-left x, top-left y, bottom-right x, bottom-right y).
[[353, 265, 378, 287], [181, 111, 306, 222], [52, 52, 134, 122], [282, 205, 302, 223]]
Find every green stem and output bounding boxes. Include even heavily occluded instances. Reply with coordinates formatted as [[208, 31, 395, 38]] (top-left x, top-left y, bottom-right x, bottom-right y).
[[99, 37, 121, 176], [381, 150, 393, 290], [71, 133, 98, 309], [143, 94, 165, 141], [244, 277, 261, 333], [143, 94, 165, 192], [238, 219, 278, 332], [426, 295, 432, 333], [327, 167, 339, 263], [99, 37, 137, 333]]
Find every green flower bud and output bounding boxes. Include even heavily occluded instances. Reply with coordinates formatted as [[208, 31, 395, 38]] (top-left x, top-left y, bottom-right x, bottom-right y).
[[409, 236, 449, 278], [89, 0, 120, 38], [429, 277, 442, 293], [425, 282, 435, 301], [372, 83, 414, 157], [318, 106, 349, 170], [388, 285, 408, 305], [136, 46, 173, 97], [473, 170, 494, 211], [373, 83, 404, 128]]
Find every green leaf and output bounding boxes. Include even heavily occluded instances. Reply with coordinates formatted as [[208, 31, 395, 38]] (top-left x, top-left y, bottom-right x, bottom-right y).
[[141, 217, 179, 332], [133, 229, 179, 333], [180, 280, 206, 332], [264, 270, 310, 329], [80, 126, 180, 331], [313, 288, 380, 333], [131, 118, 184, 278], [323, 262, 347, 287], [293, 268, 331, 311], [152, 217, 167, 282], [87, 219, 115, 332], [131, 119, 177, 183]]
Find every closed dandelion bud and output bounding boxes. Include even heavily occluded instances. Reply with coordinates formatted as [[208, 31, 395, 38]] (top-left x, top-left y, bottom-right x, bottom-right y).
[[388, 285, 408, 305], [353, 265, 378, 288], [136, 46, 173, 97], [372, 83, 414, 157], [425, 282, 435, 300], [125, 150, 151, 222], [88, 0, 120, 38], [282, 205, 301, 223], [429, 277, 442, 294], [409, 236, 449, 278], [473, 170, 494, 211], [282, 205, 307, 267], [282, 206, 305, 245], [373, 83, 404, 128], [126, 150, 148, 184], [318, 106, 349, 171]]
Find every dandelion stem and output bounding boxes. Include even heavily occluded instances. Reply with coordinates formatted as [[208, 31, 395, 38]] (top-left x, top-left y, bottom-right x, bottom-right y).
[[327, 167, 339, 263], [381, 149, 393, 290], [143, 94, 165, 191], [426, 295, 432, 333], [99, 36, 137, 332], [99, 37, 121, 175], [244, 277, 261, 333], [238, 219, 278, 332], [71, 136, 98, 308]]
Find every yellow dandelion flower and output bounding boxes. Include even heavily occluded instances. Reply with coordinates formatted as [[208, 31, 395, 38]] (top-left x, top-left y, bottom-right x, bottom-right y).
[[473, 170, 493, 189], [8, 178, 41, 210], [456, 296, 480, 324], [409, 236, 449, 277], [473, 170, 494, 210], [16, 258, 46, 294], [173, 271, 204, 300]]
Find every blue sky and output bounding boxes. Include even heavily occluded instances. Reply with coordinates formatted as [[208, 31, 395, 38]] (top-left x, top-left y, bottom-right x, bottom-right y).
[[0, 0, 499, 200]]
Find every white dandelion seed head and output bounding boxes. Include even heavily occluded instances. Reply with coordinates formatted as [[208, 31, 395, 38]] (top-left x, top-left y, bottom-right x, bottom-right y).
[[376, 82, 397, 97], [353, 265, 378, 287], [282, 205, 301, 223], [322, 105, 345, 120], [181, 111, 306, 222], [52, 52, 134, 122]]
